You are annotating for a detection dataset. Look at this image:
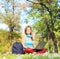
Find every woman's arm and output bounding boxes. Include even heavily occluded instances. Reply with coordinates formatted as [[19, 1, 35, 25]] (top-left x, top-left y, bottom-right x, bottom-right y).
[[22, 34, 27, 48]]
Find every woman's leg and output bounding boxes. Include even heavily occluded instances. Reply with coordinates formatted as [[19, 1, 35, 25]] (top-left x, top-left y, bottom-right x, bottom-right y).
[[25, 47, 35, 53], [36, 48, 46, 54]]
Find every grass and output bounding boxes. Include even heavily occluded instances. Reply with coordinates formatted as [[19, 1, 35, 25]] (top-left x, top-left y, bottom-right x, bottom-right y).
[[0, 53, 60, 59]]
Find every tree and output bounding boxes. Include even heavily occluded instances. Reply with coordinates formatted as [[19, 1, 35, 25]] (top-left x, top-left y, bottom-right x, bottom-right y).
[[26, 0, 60, 53], [0, 0, 21, 44]]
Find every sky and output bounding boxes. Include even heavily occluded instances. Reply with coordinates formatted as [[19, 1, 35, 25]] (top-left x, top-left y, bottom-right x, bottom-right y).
[[58, 0, 60, 6]]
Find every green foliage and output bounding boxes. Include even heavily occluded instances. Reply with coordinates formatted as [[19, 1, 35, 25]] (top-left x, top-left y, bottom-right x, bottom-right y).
[[0, 0, 21, 42], [0, 30, 9, 53], [54, 19, 60, 40], [12, 32, 22, 39], [0, 12, 21, 32], [0, 29, 22, 53]]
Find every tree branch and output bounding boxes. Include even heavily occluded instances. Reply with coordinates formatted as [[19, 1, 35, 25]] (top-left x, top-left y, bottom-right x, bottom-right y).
[[27, 0, 50, 13], [27, 0, 54, 30]]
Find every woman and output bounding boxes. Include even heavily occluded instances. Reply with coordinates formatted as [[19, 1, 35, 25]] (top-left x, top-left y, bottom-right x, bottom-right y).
[[22, 26, 46, 54], [22, 26, 35, 53]]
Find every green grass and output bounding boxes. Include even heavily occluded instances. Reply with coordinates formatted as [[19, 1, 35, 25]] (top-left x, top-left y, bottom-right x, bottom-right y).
[[0, 53, 60, 59]]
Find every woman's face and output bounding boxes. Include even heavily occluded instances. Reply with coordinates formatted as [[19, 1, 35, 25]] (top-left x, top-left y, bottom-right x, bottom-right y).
[[26, 27, 32, 34]]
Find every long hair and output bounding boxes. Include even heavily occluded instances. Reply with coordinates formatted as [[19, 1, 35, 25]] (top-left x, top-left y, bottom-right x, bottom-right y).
[[25, 26, 33, 40]]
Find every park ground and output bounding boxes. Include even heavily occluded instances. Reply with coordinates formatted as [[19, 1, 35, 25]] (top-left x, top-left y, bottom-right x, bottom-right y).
[[0, 52, 60, 59]]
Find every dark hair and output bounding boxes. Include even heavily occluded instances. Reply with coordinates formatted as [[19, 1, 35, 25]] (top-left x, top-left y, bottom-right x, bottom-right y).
[[25, 26, 33, 40], [25, 26, 32, 35]]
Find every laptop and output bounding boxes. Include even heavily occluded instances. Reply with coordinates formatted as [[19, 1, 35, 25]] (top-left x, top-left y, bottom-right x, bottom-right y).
[[33, 40, 46, 52]]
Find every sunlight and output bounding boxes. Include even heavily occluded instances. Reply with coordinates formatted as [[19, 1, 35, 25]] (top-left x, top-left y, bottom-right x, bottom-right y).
[[0, 23, 9, 30]]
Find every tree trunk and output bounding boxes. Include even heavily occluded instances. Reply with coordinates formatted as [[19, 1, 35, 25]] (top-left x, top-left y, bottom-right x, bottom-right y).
[[49, 44, 52, 53], [8, 25, 14, 45], [8, 0, 14, 45], [8, 31, 13, 45], [50, 32, 58, 53], [53, 40, 58, 53], [48, 38, 53, 53]]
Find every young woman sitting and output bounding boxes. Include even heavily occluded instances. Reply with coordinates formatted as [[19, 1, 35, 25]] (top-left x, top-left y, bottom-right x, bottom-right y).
[[22, 26, 46, 54]]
